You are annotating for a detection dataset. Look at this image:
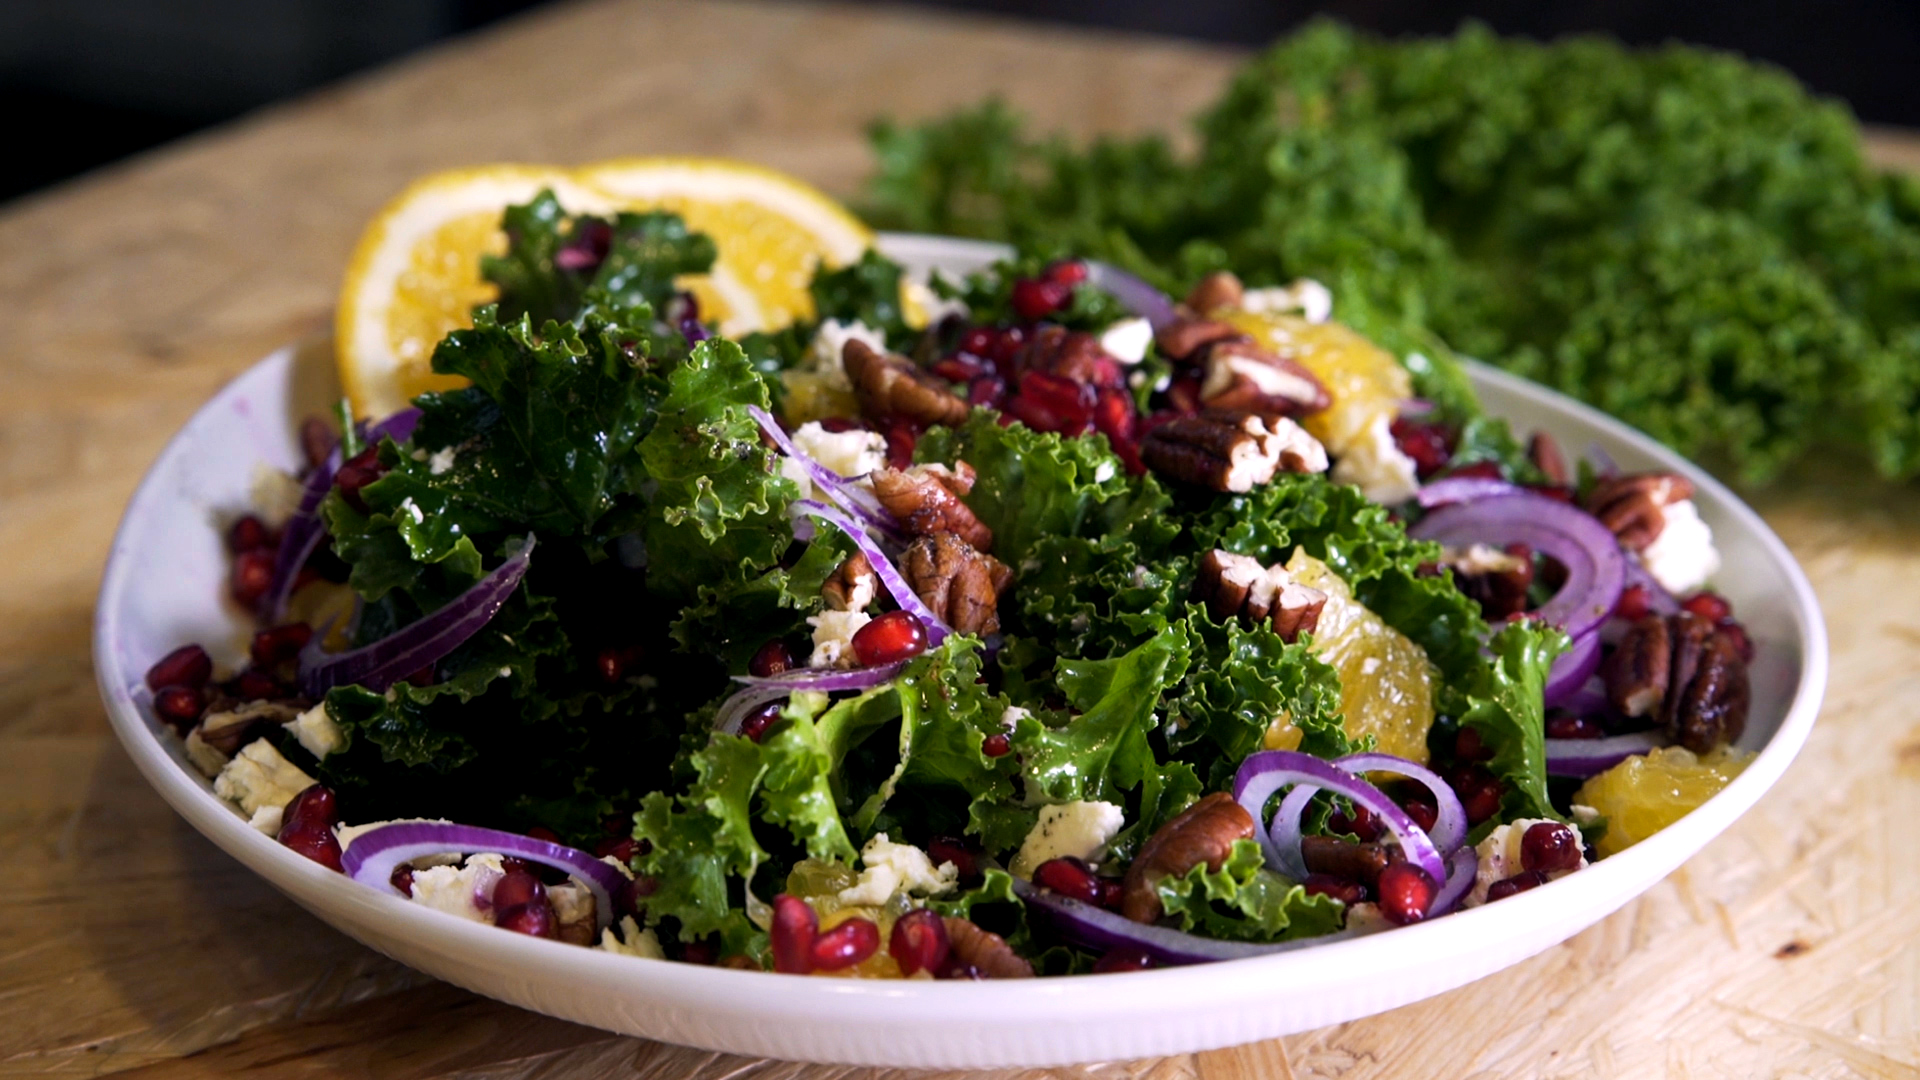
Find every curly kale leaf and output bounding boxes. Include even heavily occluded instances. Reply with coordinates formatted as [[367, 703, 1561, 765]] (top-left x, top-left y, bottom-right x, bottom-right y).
[[1153, 839, 1346, 942], [1450, 619, 1568, 832], [482, 190, 716, 327], [1169, 605, 1348, 788]]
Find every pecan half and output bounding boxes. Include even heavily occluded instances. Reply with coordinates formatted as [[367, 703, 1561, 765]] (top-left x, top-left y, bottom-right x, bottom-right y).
[[1193, 549, 1326, 643], [1121, 792, 1256, 924], [843, 339, 969, 429], [1155, 317, 1247, 362], [1602, 612, 1750, 752], [821, 552, 876, 613], [1586, 473, 1695, 551], [1300, 835, 1393, 887], [1198, 340, 1332, 417], [1673, 630, 1750, 752], [1528, 431, 1570, 487], [1603, 615, 1672, 718], [196, 700, 303, 756], [870, 463, 994, 551], [902, 533, 1013, 636], [942, 917, 1034, 978], [1139, 412, 1327, 492], [1018, 325, 1109, 385], [1184, 271, 1244, 315], [1441, 543, 1535, 620]]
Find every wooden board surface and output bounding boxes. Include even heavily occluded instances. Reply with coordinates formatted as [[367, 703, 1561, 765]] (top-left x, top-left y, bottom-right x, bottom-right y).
[[2, 1, 1916, 1076]]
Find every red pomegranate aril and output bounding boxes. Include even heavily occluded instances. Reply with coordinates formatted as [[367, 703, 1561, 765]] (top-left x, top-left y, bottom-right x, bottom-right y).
[[334, 447, 386, 512], [250, 622, 313, 667], [1615, 583, 1652, 620], [932, 356, 986, 383], [228, 515, 275, 554], [1376, 862, 1437, 925], [525, 825, 562, 844], [596, 644, 643, 684], [1032, 857, 1104, 905], [1401, 799, 1439, 834], [493, 867, 547, 913], [231, 668, 284, 701], [1454, 727, 1492, 763], [1520, 821, 1582, 873], [748, 639, 796, 678], [1444, 460, 1505, 481], [231, 549, 275, 607], [152, 685, 206, 729], [817, 416, 862, 434], [404, 665, 436, 687], [968, 374, 1008, 409], [680, 940, 718, 965], [1526, 484, 1575, 503], [619, 875, 658, 919], [1004, 392, 1071, 434], [1302, 873, 1368, 906], [811, 916, 881, 970], [771, 894, 818, 974], [1545, 713, 1603, 739], [1164, 376, 1203, 416], [1092, 387, 1136, 443], [1327, 803, 1381, 843], [979, 732, 1012, 758], [1717, 620, 1755, 662], [1389, 418, 1454, 478], [1043, 260, 1089, 286], [595, 836, 641, 863], [1021, 371, 1094, 423], [739, 701, 784, 743], [888, 908, 951, 976], [390, 866, 415, 896], [282, 783, 340, 831], [987, 325, 1026, 369], [851, 610, 929, 667], [496, 900, 559, 938], [1681, 591, 1732, 622], [1010, 278, 1071, 321], [1098, 876, 1126, 910], [927, 836, 980, 885], [1092, 948, 1156, 974], [147, 644, 214, 691], [882, 419, 918, 470], [277, 824, 344, 872], [1486, 870, 1551, 902], [1461, 781, 1503, 826], [959, 326, 997, 359]]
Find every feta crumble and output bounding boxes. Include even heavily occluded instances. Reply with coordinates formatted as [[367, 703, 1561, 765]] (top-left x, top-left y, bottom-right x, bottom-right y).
[[248, 465, 305, 527], [1009, 801, 1126, 879], [600, 915, 666, 959], [427, 446, 458, 475], [409, 853, 507, 923], [804, 319, 888, 390], [1330, 413, 1421, 506], [1240, 278, 1333, 324], [1098, 317, 1154, 364], [781, 421, 888, 502], [283, 702, 346, 761], [837, 833, 958, 906], [213, 739, 316, 826], [904, 279, 969, 325], [808, 609, 872, 668], [1639, 499, 1721, 594]]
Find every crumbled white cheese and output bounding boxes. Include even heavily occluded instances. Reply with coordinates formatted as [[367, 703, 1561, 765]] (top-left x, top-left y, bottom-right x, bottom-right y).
[[600, 915, 666, 959], [1093, 460, 1117, 483], [1000, 705, 1031, 731], [249, 465, 305, 527], [782, 420, 888, 505], [805, 319, 888, 390], [409, 853, 507, 923], [1343, 901, 1393, 934], [904, 279, 969, 325], [399, 497, 425, 524], [808, 609, 872, 668], [1099, 317, 1154, 364], [248, 805, 284, 836], [837, 832, 959, 906], [183, 728, 231, 777], [213, 738, 316, 818], [1241, 278, 1333, 323], [1010, 801, 1126, 879], [549, 881, 597, 929], [1639, 499, 1721, 594], [427, 446, 458, 475], [1465, 818, 1587, 907], [1330, 413, 1421, 506], [283, 703, 346, 761], [1443, 543, 1529, 576]]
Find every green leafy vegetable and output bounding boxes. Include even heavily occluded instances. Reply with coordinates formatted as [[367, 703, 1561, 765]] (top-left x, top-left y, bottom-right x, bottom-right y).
[[1153, 839, 1346, 942]]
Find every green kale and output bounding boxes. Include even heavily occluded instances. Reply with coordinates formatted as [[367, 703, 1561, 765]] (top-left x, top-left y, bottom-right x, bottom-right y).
[[1153, 839, 1346, 942], [483, 190, 716, 327], [1449, 619, 1568, 833]]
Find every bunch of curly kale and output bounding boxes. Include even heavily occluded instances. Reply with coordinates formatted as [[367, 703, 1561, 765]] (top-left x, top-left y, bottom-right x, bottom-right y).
[[863, 21, 1920, 485]]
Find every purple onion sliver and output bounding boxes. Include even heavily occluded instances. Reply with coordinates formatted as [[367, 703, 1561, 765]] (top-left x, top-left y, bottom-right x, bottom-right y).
[[1429, 846, 1478, 916], [260, 445, 341, 621], [713, 683, 796, 737], [1409, 491, 1625, 640], [1545, 731, 1666, 778], [1543, 631, 1603, 709], [340, 820, 624, 930], [1232, 750, 1446, 886], [367, 408, 422, 445], [1085, 261, 1178, 331], [714, 661, 910, 734], [1397, 398, 1436, 418], [680, 317, 709, 344], [791, 500, 951, 646], [1415, 475, 1524, 509], [1011, 878, 1366, 966], [747, 406, 897, 535], [1558, 675, 1610, 719], [1330, 753, 1469, 856]]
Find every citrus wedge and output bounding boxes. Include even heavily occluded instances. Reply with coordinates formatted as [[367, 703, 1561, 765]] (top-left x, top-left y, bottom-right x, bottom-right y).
[[1221, 311, 1412, 460], [1278, 550, 1436, 763], [1575, 745, 1752, 857]]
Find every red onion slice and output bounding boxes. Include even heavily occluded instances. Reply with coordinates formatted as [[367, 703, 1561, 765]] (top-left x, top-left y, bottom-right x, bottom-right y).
[[340, 820, 624, 931], [1233, 751, 1446, 887], [791, 500, 951, 647], [1409, 491, 1625, 640], [1429, 846, 1479, 916], [713, 661, 909, 735], [298, 535, 535, 697], [1543, 630, 1602, 708], [1012, 878, 1368, 966], [1544, 731, 1665, 778], [1557, 675, 1609, 719], [1086, 262, 1177, 331], [1415, 475, 1523, 508], [748, 406, 899, 538]]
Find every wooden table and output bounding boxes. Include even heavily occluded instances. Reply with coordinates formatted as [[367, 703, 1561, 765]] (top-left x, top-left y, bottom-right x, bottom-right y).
[[4, 1, 1916, 1076]]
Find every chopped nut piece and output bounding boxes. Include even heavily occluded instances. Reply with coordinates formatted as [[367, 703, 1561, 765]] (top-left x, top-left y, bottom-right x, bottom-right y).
[[1121, 792, 1255, 924], [943, 917, 1034, 978], [1528, 431, 1571, 486], [1603, 615, 1672, 718], [1154, 317, 1246, 362], [1018, 325, 1109, 384], [196, 700, 303, 756], [1139, 412, 1328, 493], [1673, 629, 1751, 752], [870, 464, 995, 551], [902, 533, 1012, 636], [1602, 612, 1750, 752], [1192, 549, 1326, 643], [1586, 472, 1695, 551], [1300, 835, 1394, 886], [1440, 543, 1535, 620], [843, 339, 969, 428], [821, 552, 877, 613], [1198, 341, 1332, 417], [1185, 271, 1245, 315]]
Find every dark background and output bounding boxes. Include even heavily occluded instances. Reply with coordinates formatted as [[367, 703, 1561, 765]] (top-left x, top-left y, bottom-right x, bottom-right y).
[[6, 0, 1917, 206]]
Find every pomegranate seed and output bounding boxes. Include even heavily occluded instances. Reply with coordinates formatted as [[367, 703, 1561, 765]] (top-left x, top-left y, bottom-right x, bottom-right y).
[[927, 836, 980, 885], [1450, 765, 1504, 825], [1003, 392, 1070, 434], [404, 665, 436, 687], [1681, 592, 1732, 622], [882, 420, 918, 470], [680, 940, 718, 965], [959, 326, 996, 359], [525, 825, 562, 845], [228, 515, 275, 554], [1010, 278, 1071, 321], [334, 447, 387, 513], [1327, 803, 1380, 843], [968, 374, 1008, 408], [596, 644, 643, 684], [1032, 857, 1104, 905], [1401, 799, 1439, 834], [152, 685, 206, 729], [390, 865, 415, 896], [817, 416, 862, 434], [496, 899, 559, 938], [1020, 371, 1095, 427], [1486, 870, 1550, 902], [810, 917, 881, 971], [748, 640, 795, 678], [1389, 418, 1454, 478], [987, 325, 1026, 370], [1520, 822, 1582, 873], [231, 668, 284, 701], [595, 836, 641, 863], [888, 908, 950, 976], [277, 824, 343, 872], [1717, 620, 1755, 662], [281, 784, 340, 831], [1098, 877, 1126, 910], [147, 644, 214, 691], [1043, 260, 1089, 286], [771, 894, 818, 974], [1302, 873, 1368, 906], [739, 702, 784, 743], [493, 867, 547, 913], [1164, 376, 1203, 415], [1454, 727, 1491, 763], [1092, 387, 1136, 444], [618, 875, 658, 918], [1092, 948, 1156, 973], [1545, 714, 1603, 739], [231, 549, 274, 607], [974, 732, 1010, 759], [932, 356, 986, 383], [250, 622, 312, 667], [1376, 862, 1437, 925], [1615, 583, 1652, 620], [851, 610, 928, 667], [1526, 484, 1575, 502]]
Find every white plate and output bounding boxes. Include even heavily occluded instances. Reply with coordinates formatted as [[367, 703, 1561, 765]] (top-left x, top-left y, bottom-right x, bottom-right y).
[[93, 234, 1827, 1068]]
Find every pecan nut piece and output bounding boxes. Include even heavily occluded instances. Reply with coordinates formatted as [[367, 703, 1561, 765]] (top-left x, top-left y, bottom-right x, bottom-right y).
[[1603, 615, 1672, 718], [821, 552, 877, 613], [1586, 473, 1695, 551], [1018, 325, 1110, 385], [843, 339, 969, 429], [1155, 317, 1247, 362], [1528, 431, 1571, 487], [942, 917, 1034, 978], [1198, 340, 1332, 418], [196, 700, 303, 756], [1121, 791, 1256, 924], [870, 463, 994, 551], [1300, 835, 1393, 887], [1441, 543, 1535, 621], [1193, 549, 1327, 643], [902, 533, 1013, 636], [1184, 271, 1245, 315], [1140, 412, 1328, 492], [1602, 612, 1750, 752], [1673, 630, 1750, 752]]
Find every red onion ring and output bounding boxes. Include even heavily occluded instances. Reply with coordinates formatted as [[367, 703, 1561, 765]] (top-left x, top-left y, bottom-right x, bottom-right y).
[[1544, 731, 1665, 778], [1429, 846, 1479, 916], [1543, 630, 1602, 708], [340, 820, 625, 930], [1086, 262, 1177, 331], [713, 661, 909, 735], [790, 500, 951, 647], [1409, 492, 1625, 640], [747, 406, 900, 539], [1011, 877, 1369, 966], [1233, 751, 1446, 887], [1415, 476, 1523, 508], [1557, 675, 1609, 718]]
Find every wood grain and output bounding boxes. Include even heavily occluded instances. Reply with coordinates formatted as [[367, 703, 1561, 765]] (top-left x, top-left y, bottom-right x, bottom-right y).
[[2, 1, 1915, 1076]]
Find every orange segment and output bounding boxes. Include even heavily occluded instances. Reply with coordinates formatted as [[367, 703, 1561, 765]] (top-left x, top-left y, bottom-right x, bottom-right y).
[[1282, 550, 1435, 763], [1575, 746, 1752, 857], [1221, 312, 1412, 459]]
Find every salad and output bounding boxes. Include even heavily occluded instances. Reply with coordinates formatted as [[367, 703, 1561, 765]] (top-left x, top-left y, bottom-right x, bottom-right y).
[[145, 190, 1755, 977]]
